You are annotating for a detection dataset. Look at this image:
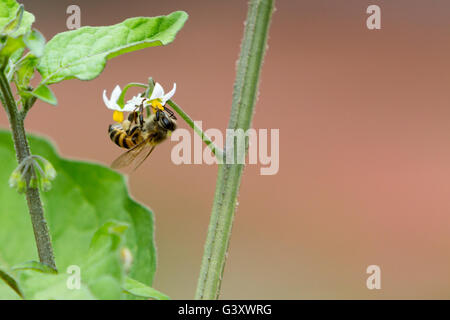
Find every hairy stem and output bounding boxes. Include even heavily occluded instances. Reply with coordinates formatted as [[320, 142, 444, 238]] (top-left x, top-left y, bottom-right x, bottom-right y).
[[195, 0, 274, 299], [0, 71, 56, 270], [21, 95, 37, 117]]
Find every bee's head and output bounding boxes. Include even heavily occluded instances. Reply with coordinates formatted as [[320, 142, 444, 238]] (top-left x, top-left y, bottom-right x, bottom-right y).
[[156, 109, 176, 131]]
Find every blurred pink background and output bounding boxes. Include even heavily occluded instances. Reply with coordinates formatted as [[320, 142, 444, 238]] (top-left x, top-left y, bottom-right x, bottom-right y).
[[3, 0, 450, 298]]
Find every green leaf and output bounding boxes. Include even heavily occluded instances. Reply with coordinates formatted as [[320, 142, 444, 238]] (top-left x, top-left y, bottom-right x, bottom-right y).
[[4, 46, 23, 80], [3, 223, 133, 300], [1, 4, 23, 36], [31, 84, 57, 105], [0, 1, 34, 38], [23, 29, 45, 57], [38, 11, 188, 85], [0, 131, 157, 299], [17, 269, 95, 300], [7, 45, 23, 64], [14, 53, 37, 89], [12, 260, 57, 274], [82, 221, 128, 299], [0, 266, 23, 298], [124, 277, 170, 300], [0, 35, 24, 59], [0, 281, 21, 299]]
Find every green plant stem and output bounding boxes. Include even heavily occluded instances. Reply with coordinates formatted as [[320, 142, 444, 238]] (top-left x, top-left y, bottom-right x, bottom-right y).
[[144, 76, 222, 158], [21, 95, 37, 117], [0, 70, 56, 270], [195, 0, 274, 299], [117, 82, 148, 107], [166, 99, 222, 158]]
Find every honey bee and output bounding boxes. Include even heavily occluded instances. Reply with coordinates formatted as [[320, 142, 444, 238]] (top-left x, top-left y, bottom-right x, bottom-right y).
[[108, 106, 177, 170]]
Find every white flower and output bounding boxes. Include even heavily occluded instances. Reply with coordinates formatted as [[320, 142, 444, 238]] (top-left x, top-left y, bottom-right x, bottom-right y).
[[146, 82, 176, 110], [103, 85, 135, 112], [103, 82, 176, 123], [125, 95, 146, 109], [103, 85, 136, 122]]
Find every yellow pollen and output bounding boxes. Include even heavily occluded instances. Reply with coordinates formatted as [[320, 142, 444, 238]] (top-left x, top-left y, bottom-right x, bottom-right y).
[[113, 110, 124, 123], [150, 99, 164, 113]]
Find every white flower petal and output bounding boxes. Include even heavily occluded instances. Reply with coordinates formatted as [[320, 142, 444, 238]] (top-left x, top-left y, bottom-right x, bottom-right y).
[[127, 95, 145, 106], [103, 89, 112, 108], [149, 82, 164, 101], [124, 95, 146, 111], [103, 85, 125, 111], [162, 83, 176, 104], [111, 85, 122, 101], [123, 104, 137, 111], [103, 89, 118, 110]]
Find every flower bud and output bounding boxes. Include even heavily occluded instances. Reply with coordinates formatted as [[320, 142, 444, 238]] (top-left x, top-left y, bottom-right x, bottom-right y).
[[40, 178, 52, 192], [8, 169, 21, 188], [120, 247, 133, 273], [17, 179, 27, 194], [29, 177, 39, 189], [43, 161, 57, 180]]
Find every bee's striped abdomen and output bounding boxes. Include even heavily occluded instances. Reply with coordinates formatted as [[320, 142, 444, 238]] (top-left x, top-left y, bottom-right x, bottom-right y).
[[108, 124, 143, 149]]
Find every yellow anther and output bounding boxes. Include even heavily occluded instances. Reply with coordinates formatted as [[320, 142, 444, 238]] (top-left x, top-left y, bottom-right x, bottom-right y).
[[113, 110, 124, 123], [150, 99, 164, 113]]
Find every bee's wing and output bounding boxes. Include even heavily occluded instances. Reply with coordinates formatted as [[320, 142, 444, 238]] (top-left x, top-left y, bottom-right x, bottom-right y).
[[111, 138, 154, 169], [132, 144, 156, 171]]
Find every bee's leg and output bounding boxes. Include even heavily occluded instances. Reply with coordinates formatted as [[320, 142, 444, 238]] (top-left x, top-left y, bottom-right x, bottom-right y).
[[122, 114, 132, 134], [128, 111, 138, 124], [122, 120, 131, 134], [123, 111, 139, 135], [138, 104, 144, 128]]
